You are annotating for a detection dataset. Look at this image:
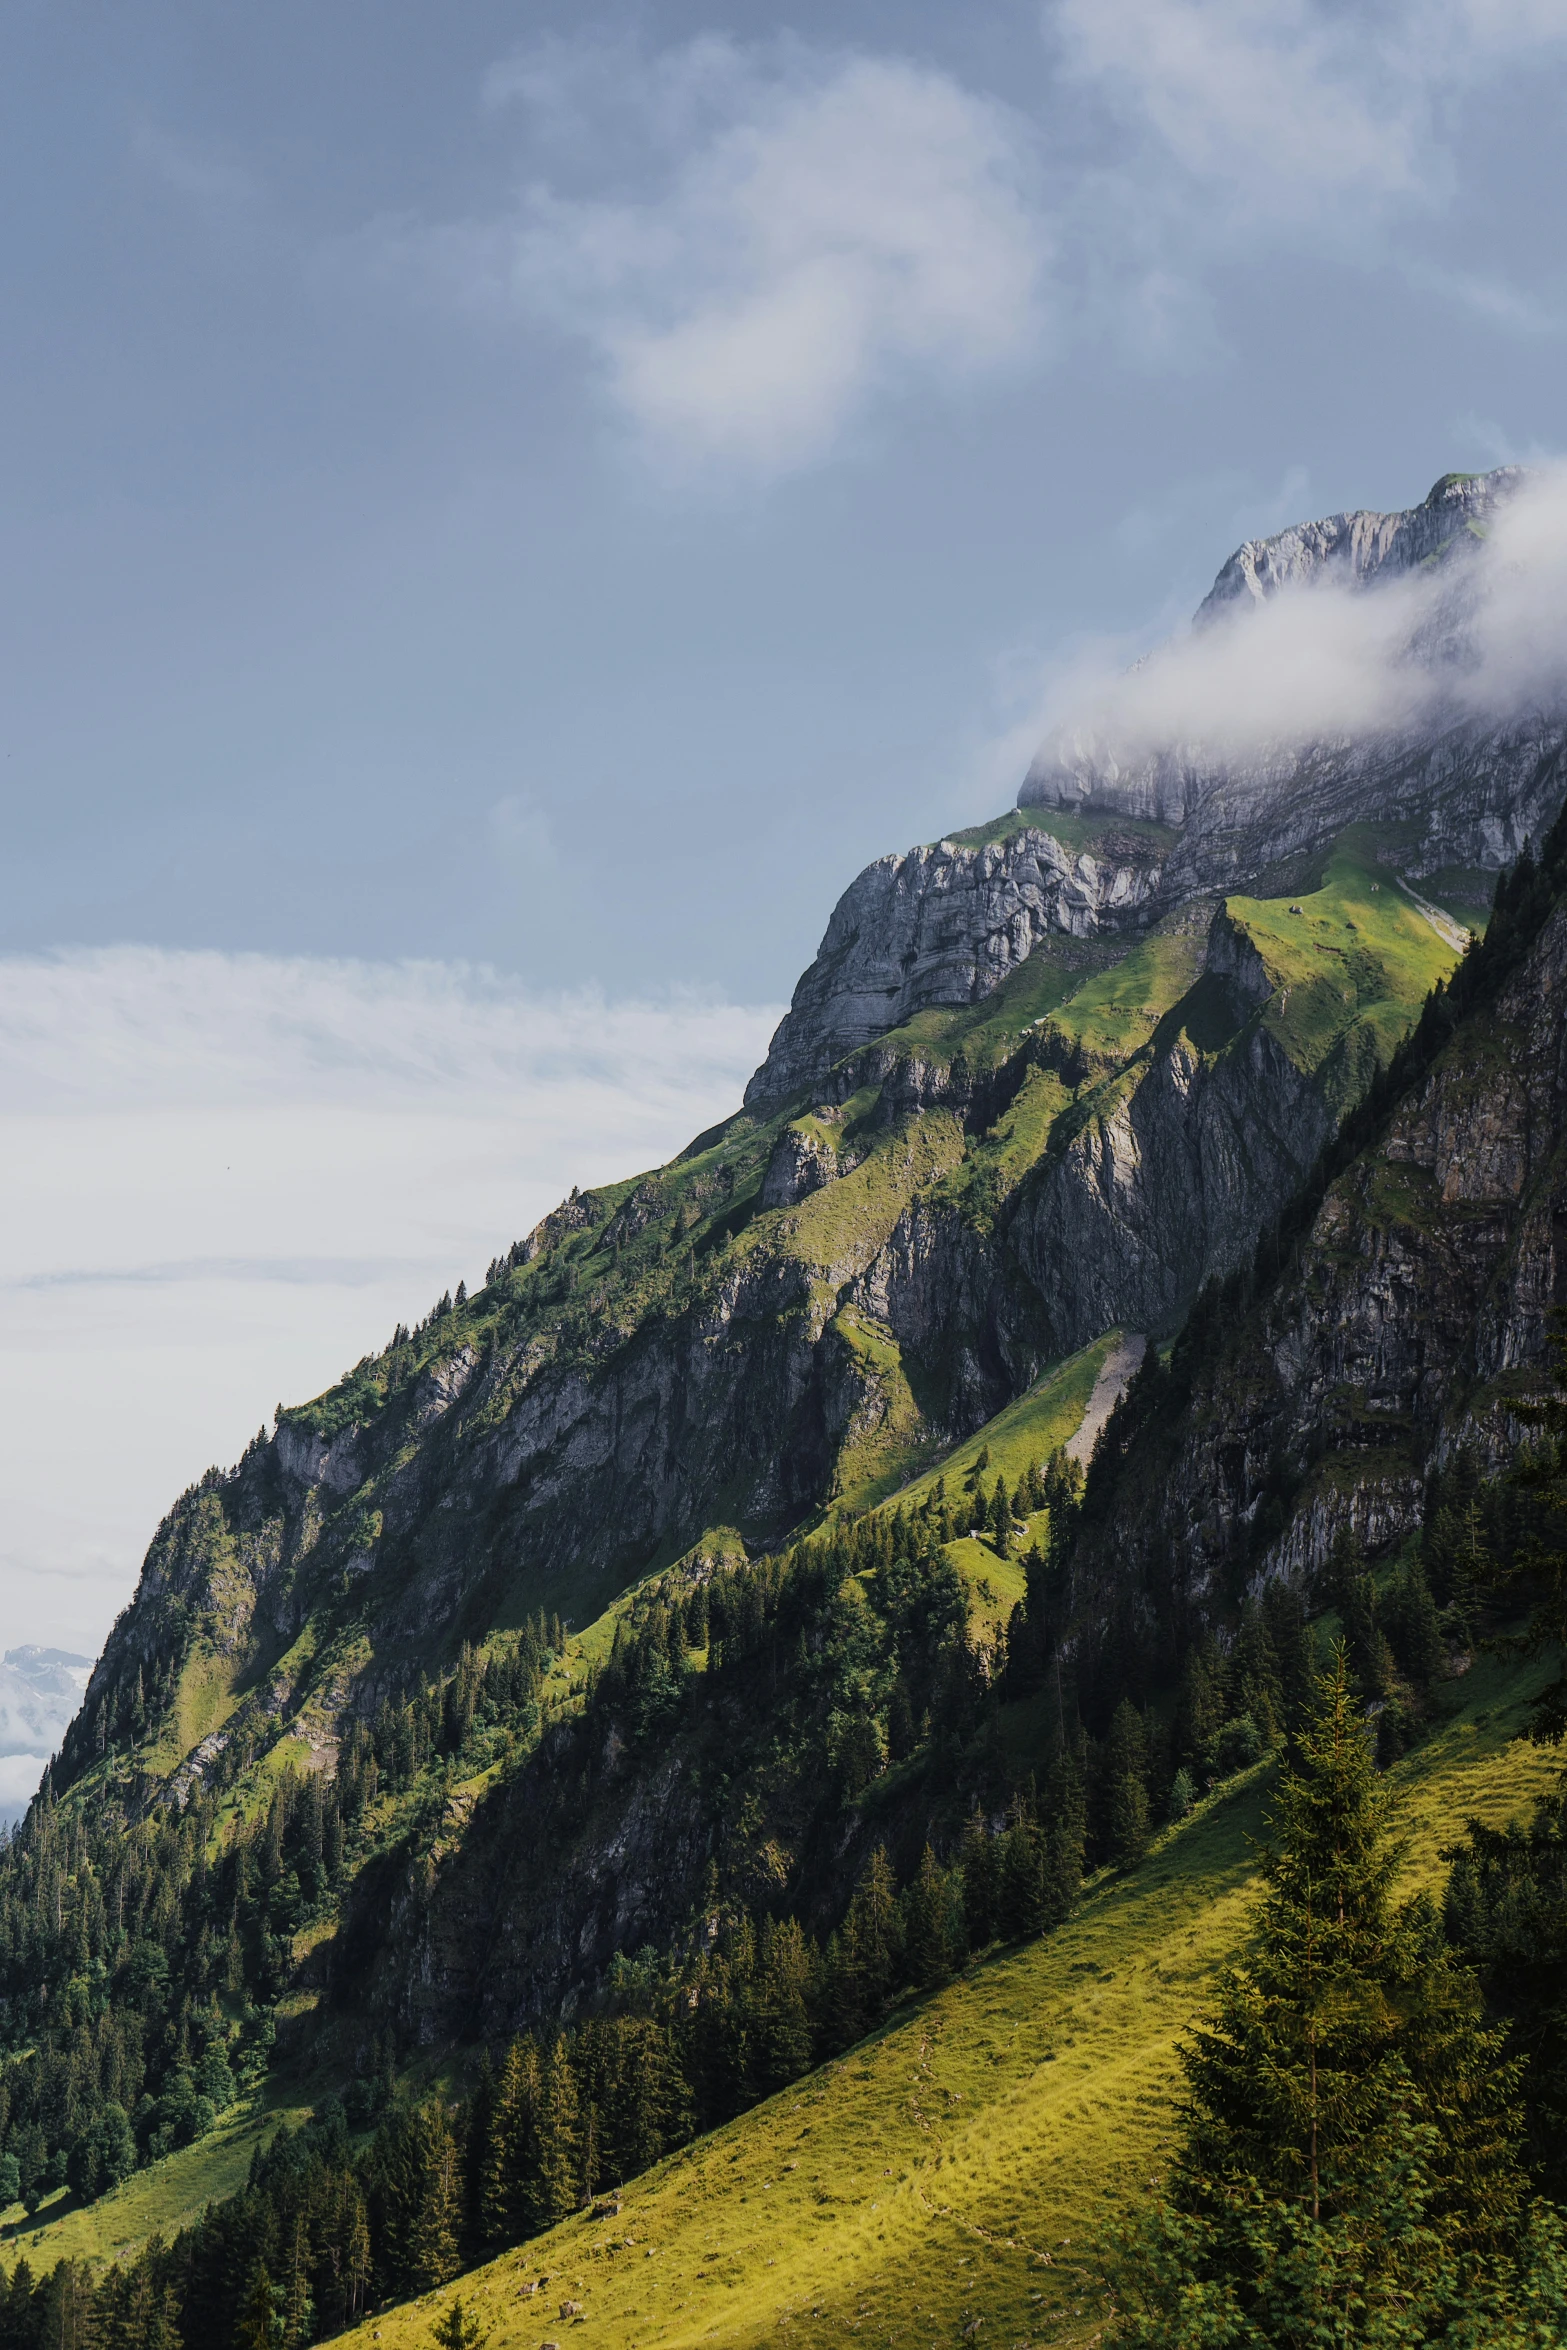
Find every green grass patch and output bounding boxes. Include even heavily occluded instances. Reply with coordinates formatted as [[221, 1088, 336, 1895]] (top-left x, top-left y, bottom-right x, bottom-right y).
[[884, 1337, 1116, 1519], [330, 1651, 1559, 2350], [945, 806, 1180, 858], [2, 2085, 314, 2275], [1227, 829, 1460, 1113]]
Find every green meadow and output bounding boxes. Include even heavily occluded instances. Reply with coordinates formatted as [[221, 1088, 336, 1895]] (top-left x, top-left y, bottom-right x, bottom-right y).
[[326, 1647, 1556, 2350]]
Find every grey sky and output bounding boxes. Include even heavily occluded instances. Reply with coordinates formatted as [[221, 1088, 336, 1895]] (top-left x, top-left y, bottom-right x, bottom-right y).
[[4, 0, 1567, 1664], [4, 0, 1565, 998]]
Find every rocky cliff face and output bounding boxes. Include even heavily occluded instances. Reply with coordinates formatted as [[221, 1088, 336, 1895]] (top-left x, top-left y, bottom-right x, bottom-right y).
[[744, 823, 1169, 1110], [1021, 469, 1567, 890], [68, 844, 1443, 1836], [1074, 887, 1567, 1635], [752, 474, 1563, 1113], [1194, 468, 1522, 619]]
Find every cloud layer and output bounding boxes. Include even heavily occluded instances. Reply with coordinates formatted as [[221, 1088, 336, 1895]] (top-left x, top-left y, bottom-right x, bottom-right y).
[[1027, 464, 1567, 785], [0, 950, 777, 1661]]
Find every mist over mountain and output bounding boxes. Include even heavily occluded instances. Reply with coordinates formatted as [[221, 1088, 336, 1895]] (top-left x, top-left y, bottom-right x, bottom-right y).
[[1020, 467, 1567, 873]]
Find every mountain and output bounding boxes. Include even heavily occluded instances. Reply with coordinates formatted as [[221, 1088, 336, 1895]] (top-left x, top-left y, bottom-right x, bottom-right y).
[[4, 468, 1567, 2345], [1021, 467, 1565, 903]]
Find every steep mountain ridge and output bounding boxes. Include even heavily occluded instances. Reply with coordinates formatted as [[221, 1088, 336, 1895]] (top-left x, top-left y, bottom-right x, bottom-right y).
[[1073, 846, 1567, 1624], [1020, 467, 1565, 902], [756, 471, 1561, 1113], [9, 471, 1567, 2342], [54, 831, 1455, 1847]]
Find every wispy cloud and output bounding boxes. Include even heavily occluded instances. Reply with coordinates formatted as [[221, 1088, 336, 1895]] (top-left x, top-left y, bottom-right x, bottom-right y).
[[1054, 0, 1432, 228], [362, 7, 1567, 481], [382, 37, 1047, 480], [1053, 0, 1567, 245], [0, 949, 778, 1659]]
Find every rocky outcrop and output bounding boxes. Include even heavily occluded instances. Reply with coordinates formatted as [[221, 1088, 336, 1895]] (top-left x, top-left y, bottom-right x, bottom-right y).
[[745, 826, 1168, 1109], [1194, 468, 1522, 619], [749, 475, 1562, 1118], [1022, 469, 1567, 891], [1085, 895, 1567, 1615]]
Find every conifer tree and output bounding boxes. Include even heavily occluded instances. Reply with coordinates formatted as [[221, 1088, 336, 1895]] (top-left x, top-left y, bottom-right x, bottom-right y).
[[480, 2036, 540, 2248], [1105, 1699, 1151, 1868], [904, 1845, 953, 1988], [279, 2208, 313, 2350], [530, 2037, 581, 2229], [1385, 1556, 1447, 1688], [996, 1801, 1046, 1940], [989, 1476, 1015, 1556], [1176, 1637, 1228, 1774], [233, 2262, 281, 2350], [960, 1803, 996, 1950], [431, 2298, 490, 2349], [1107, 1643, 1525, 2344], [1233, 1598, 1285, 1747], [752, 1919, 814, 2094], [407, 2103, 463, 2291]]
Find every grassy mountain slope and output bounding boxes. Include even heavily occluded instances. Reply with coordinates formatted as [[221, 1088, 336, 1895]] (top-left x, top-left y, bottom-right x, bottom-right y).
[[0, 812, 1498, 2325], [329, 1649, 1556, 2350], [52, 820, 1459, 1834]]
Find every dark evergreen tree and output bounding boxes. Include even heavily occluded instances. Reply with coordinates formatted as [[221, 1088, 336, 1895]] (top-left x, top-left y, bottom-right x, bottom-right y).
[[431, 2297, 490, 2349], [904, 1845, 953, 1988], [530, 2038, 581, 2230], [406, 2105, 463, 2292], [959, 1803, 996, 1950], [1107, 1645, 1525, 2344], [996, 1798, 1046, 1941], [1105, 1700, 1151, 1869]]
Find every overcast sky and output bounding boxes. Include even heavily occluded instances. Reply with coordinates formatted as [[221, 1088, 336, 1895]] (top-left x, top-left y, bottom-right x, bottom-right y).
[[4, 0, 1567, 1665]]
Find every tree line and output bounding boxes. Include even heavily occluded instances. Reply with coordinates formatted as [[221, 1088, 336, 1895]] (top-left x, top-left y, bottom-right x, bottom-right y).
[[0, 1623, 561, 2222]]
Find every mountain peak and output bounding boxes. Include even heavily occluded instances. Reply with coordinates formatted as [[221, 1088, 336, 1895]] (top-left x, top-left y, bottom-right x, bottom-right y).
[[1192, 463, 1525, 628]]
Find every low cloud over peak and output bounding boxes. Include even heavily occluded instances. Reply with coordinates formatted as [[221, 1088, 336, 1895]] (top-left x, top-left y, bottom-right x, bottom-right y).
[[1024, 464, 1567, 815]]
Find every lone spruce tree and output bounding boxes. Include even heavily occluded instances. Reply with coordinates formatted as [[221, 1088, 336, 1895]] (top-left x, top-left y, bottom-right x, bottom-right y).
[[1108, 1642, 1524, 2346]]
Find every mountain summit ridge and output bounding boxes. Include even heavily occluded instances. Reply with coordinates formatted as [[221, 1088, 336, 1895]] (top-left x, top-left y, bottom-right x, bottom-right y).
[[748, 468, 1561, 1111]]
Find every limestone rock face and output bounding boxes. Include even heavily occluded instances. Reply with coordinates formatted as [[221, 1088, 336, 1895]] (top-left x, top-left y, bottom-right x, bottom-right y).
[[1194, 468, 1524, 618], [759, 1122, 839, 1209], [1021, 468, 1567, 885], [749, 470, 1563, 1114], [746, 826, 1168, 1109], [1085, 896, 1567, 1614]]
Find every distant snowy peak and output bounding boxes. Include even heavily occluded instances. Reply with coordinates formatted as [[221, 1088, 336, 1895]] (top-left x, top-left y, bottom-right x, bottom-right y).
[[1194, 468, 1525, 623]]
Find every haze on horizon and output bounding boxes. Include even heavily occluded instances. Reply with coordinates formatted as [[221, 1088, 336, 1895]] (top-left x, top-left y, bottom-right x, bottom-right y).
[[3, 0, 1567, 1686]]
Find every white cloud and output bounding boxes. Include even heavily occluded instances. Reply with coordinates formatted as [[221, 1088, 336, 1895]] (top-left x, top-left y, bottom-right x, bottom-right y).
[[349, 9, 1567, 478], [1054, 0, 1431, 225], [1053, 0, 1567, 236], [430, 40, 1047, 477], [1023, 462, 1567, 795], [0, 950, 778, 1661]]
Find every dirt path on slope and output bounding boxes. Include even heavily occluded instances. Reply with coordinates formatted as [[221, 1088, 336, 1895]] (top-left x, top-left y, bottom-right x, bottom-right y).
[[1066, 1330, 1147, 1468]]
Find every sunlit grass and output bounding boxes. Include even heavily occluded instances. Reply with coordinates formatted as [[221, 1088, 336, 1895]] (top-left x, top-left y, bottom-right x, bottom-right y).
[[329, 1650, 1557, 2350]]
